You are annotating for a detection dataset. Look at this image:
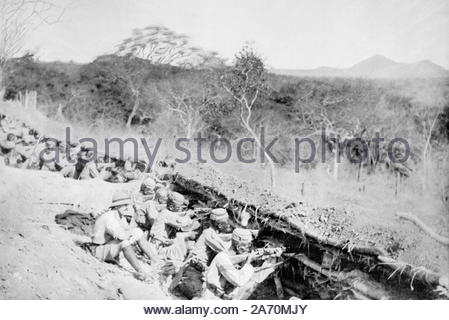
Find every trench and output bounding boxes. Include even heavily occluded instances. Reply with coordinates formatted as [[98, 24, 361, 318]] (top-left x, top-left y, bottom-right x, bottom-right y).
[[4, 153, 446, 300], [167, 173, 446, 300], [1, 113, 446, 300]]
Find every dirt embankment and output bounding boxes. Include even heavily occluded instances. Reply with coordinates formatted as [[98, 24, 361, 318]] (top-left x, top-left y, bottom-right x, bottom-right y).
[[174, 161, 449, 276], [170, 162, 449, 298], [0, 164, 169, 299], [1, 153, 448, 299]]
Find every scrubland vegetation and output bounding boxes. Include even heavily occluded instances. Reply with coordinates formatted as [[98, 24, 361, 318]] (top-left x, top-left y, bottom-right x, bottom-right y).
[[1, 24, 448, 214]]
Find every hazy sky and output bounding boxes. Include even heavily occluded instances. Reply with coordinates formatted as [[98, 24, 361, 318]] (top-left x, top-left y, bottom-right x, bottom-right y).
[[26, 0, 449, 69]]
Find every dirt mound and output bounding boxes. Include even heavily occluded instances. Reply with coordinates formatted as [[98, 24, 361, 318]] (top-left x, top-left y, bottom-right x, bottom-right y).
[[169, 164, 449, 298], [174, 162, 449, 275], [0, 166, 169, 299]]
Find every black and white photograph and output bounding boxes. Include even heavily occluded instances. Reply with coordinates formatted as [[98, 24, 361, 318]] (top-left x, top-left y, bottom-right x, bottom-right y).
[[0, 0, 448, 317]]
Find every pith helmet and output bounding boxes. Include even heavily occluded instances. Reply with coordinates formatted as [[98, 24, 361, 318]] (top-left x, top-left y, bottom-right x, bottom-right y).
[[232, 228, 253, 243], [210, 208, 229, 222], [110, 190, 133, 208]]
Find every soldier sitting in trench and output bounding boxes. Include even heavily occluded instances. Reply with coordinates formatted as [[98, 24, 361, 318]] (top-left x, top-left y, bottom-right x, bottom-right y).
[[203, 228, 256, 299], [39, 138, 58, 171], [101, 156, 143, 183], [132, 186, 169, 229], [146, 191, 201, 275], [127, 177, 166, 225], [13, 126, 36, 147], [155, 187, 169, 206], [138, 176, 158, 201], [0, 133, 23, 166], [205, 227, 283, 300], [104, 166, 127, 183], [95, 154, 116, 181], [121, 156, 142, 181], [189, 208, 234, 269], [13, 128, 37, 161], [78, 147, 101, 180], [133, 177, 165, 231], [150, 191, 198, 241], [129, 182, 195, 254], [58, 148, 77, 178], [172, 208, 234, 299], [0, 133, 15, 153], [90, 190, 157, 280], [39, 138, 75, 173], [0, 121, 38, 167]]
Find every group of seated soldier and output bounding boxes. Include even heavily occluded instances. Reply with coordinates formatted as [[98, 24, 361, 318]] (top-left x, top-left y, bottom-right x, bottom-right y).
[[85, 177, 282, 299], [0, 116, 40, 168], [88, 176, 283, 300], [2, 114, 282, 299], [0, 115, 142, 182]]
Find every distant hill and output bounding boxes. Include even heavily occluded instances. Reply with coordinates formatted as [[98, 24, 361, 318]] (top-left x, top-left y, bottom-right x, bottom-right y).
[[273, 55, 449, 79]]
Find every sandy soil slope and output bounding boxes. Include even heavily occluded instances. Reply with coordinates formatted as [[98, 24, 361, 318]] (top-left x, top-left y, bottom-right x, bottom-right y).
[[0, 164, 169, 299]]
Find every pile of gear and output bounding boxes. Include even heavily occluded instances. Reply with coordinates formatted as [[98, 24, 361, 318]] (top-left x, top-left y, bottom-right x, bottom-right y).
[[0, 114, 143, 182]]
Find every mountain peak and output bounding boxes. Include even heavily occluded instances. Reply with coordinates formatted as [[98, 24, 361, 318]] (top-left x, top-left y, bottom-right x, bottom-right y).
[[415, 59, 441, 67], [365, 54, 395, 62], [349, 55, 397, 74], [272, 55, 449, 79]]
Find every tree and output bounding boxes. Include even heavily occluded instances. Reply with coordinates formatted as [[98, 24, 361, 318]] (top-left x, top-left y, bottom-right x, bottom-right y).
[[4, 53, 76, 103], [116, 25, 220, 68], [0, 0, 65, 95], [221, 46, 277, 188], [163, 76, 216, 139], [413, 106, 443, 190], [81, 55, 160, 129], [114, 25, 224, 129]]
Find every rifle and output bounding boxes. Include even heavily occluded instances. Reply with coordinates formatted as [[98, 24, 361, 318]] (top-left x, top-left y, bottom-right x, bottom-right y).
[[33, 201, 74, 206], [252, 246, 285, 260], [192, 207, 211, 213], [228, 246, 286, 265], [33, 202, 106, 216], [254, 261, 284, 272], [187, 207, 211, 219]]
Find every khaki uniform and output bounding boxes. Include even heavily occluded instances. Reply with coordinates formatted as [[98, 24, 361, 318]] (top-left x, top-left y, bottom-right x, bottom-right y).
[[174, 228, 230, 299], [58, 155, 76, 178], [39, 148, 60, 171], [158, 233, 191, 265], [79, 161, 100, 179], [148, 208, 197, 272], [92, 210, 143, 262], [149, 208, 193, 241], [60, 164, 76, 178], [125, 160, 141, 177], [206, 251, 254, 295], [132, 198, 160, 231]]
